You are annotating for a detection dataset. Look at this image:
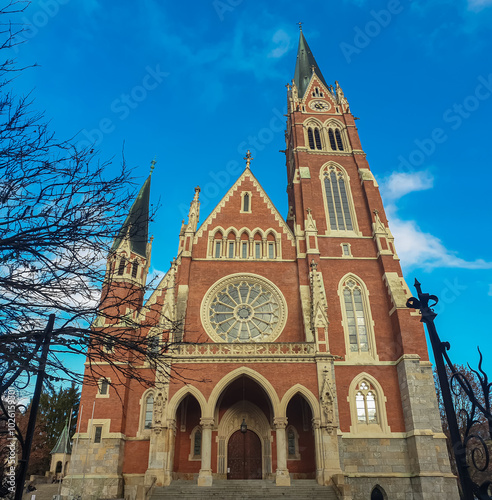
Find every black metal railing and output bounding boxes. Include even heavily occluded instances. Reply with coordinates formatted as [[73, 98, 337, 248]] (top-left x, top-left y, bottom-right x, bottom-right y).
[[407, 280, 492, 499]]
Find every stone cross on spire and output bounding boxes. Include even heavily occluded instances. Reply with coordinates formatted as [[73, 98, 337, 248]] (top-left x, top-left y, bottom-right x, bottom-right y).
[[150, 156, 157, 174], [243, 150, 254, 169]]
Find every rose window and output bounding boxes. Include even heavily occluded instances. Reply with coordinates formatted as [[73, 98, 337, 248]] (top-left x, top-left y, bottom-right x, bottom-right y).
[[202, 275, 287, 343]]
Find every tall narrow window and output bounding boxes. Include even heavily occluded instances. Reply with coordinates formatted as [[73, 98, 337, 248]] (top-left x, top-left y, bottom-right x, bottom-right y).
[[335, 129, 344, 150], [307, 128, 315, 149], [242, 241, 248, 259], [314, 128, 322, 150], [131, 260, 139, 278], [193, 429, 202, 457], [255, 242, 261, 259], [99, 379, 109, 395], [228, 241, 235, 258], [287, 428, 296, 456], [215, 241, 222, 258], [147, 335, 159, 354], [117, 257, 126, 275], [144, 394, 154, 429], [343, 280, 368, 353], [324, 168, 353, 231], [94, 426, 102, 444], [243, 193, 250, 212], [355, 381, 377, 423], [328, 129, 336, 150], [268, 242, 275, 259]]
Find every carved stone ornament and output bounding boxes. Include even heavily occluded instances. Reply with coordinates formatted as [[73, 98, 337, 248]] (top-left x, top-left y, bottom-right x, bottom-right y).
[[320, 369, 335, 426]]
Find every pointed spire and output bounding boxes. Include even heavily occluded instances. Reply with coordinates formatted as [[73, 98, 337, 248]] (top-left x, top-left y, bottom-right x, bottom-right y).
[[293, 30, 329, 99], [111, 173, 151, 258], [50, 419, 72, 455], [185, 186, 200, 233]]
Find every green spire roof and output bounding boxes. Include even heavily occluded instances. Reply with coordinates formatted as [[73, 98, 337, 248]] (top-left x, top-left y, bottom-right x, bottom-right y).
[[293, 31, 329, 99], [111, 175, 151, 258], [50, 420, 71, 455]]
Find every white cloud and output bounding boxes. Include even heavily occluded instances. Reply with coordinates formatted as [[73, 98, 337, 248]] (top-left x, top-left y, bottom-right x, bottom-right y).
[[388, 214, 492, 270], [379, 173, 492, 270], [380, 170, 434, 201], [268, 30, 292, 59]]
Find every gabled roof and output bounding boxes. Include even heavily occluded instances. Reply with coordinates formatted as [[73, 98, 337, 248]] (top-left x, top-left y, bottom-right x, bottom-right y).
[[50, 420, 71, 455], [294, 31, 329, 99], [195, 167, 294, 243], [111, 175, 151, 258]]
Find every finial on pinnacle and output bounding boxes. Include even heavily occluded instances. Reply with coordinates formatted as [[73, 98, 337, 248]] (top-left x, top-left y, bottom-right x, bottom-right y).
[[298, 21, 303, 31], [150, 156, 157, 174], [244, 150, 254, 169]]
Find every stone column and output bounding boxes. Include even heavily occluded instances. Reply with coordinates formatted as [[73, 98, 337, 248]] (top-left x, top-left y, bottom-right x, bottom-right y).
[[163, 419, 176, 486], [198, 417, 214, 487], [312, 418, 324, 484], [274, 417, 290, 486]]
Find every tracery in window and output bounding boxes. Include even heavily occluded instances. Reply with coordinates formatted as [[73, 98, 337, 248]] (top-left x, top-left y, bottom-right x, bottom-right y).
[[144, 394, 154, 429], [323, 167, 354, 231], [327, 126, 345, 151], [355, 381, 377, 424]]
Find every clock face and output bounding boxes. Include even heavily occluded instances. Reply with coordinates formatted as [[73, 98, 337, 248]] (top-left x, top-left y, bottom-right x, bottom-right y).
[[201, 274, 287, 343], [308, 100, 331, 112]]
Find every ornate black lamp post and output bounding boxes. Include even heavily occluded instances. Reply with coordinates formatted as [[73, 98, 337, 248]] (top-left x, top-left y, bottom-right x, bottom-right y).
[[407, 280, 492, 499]]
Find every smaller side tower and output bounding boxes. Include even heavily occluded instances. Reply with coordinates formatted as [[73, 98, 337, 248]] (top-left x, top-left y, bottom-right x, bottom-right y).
[[63, 173, 153, 500]]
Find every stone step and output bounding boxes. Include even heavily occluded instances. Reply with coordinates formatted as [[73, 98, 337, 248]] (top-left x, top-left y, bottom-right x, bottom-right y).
[[150, 480, 338, 499]]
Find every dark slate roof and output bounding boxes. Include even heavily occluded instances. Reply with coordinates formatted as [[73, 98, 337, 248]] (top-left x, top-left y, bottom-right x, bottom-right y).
[[50, 421, 71, 455], [293, 31, 329, 99], [111, 175, 151, 258]]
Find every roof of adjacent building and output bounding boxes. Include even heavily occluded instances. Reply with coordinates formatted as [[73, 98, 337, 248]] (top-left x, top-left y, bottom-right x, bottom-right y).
[[293, 30, 329, 99], [50, 420, 72, 455]]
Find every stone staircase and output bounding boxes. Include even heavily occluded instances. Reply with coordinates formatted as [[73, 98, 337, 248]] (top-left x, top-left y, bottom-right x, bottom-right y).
[[150, 479, 339, 499]]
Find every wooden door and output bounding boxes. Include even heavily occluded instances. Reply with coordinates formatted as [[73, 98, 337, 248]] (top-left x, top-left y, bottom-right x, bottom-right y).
[[227, 430, 262, 479]]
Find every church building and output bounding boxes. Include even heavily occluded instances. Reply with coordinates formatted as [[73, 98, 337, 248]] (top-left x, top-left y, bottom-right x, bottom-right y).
[[64, 31, 457, 499]]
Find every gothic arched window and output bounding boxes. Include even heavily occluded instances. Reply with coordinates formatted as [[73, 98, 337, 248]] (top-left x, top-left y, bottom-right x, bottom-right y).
[[307, 128, 315, 149], [144, 394, 154, 429], [131, 260, 139, 278], [328, 129, 337, 150], [323, 167, 354, 232], [117, 257, 126, 275], [335, 129, 344, 150], [314, 128, 322, 150], [343, 279, 369, 354], [356, 380, 377, 423]]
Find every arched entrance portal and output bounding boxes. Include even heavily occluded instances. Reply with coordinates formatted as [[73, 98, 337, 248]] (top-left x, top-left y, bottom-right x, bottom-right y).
[[215, 376, 273, 479], [227, 429, 262, 479]]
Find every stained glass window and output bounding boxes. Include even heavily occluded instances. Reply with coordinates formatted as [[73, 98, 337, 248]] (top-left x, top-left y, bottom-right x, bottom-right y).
[[343, 280, 368, 353]]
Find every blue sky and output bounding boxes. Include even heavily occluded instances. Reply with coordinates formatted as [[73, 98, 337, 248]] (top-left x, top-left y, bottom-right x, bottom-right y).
[[8, 0, 492, 375]]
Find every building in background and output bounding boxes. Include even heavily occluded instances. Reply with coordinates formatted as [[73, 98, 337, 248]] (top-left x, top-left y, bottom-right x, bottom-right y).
[[64, 31, 456, 500]]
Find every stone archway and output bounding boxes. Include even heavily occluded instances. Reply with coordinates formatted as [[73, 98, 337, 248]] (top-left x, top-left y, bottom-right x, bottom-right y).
[[217, 401, 272, 479]]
